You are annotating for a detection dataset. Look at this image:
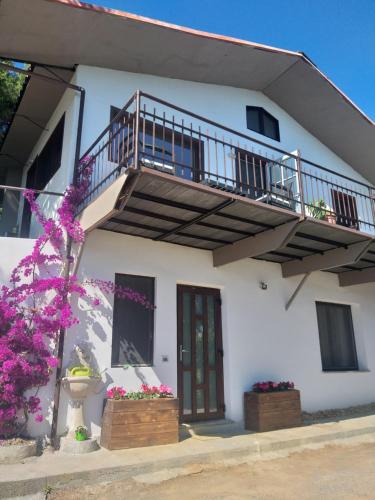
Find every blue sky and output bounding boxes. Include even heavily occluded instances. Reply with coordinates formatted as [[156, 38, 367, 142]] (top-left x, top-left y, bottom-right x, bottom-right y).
[[94, 0, 375, 120]]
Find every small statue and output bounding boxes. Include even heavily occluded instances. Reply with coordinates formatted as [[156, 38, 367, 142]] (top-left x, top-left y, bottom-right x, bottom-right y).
[[74, 344, 91, 368], [65, 342, 94, 377]]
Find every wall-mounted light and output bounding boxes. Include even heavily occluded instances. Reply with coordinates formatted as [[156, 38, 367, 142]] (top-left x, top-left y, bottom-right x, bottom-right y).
[[259, 281, 268, 290]]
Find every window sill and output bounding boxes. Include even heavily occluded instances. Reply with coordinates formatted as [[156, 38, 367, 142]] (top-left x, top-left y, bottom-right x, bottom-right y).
[[111, 364, 154, 368], [322, 370, 370, 374]]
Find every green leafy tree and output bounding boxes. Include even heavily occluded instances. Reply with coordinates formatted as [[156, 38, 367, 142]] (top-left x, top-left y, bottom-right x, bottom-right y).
[[0, 60, 26, 143]]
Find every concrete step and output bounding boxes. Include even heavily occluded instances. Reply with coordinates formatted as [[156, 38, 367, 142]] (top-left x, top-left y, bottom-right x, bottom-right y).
[[180, 419, 250, 440]]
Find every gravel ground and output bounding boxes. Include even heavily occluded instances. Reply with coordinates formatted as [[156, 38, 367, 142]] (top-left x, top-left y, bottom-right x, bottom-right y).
[[302, 402, 375, 424], [49, 441, 375, 500]]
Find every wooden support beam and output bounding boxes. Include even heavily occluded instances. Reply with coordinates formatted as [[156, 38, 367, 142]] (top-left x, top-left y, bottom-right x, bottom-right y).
[[212, 219, 300, 267], [338, 266, 375, 287], [282, 239, 372, 278], [154, 200, 234, 241]]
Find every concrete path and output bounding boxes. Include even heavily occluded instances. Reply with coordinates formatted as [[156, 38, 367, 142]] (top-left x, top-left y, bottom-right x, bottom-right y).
[[2, 415, 375, 498], [48, 441, 375, 499]]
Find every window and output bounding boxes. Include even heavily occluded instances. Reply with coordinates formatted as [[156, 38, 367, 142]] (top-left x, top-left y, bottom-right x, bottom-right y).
[[111, 274, 155, 367], [109, 105, 204, 181], [246, 106, 280, 141], [331, 189, 359, 230], [316, 302, 358, 371], [21, 114, 65, 236], [26, 114, 65, 191]]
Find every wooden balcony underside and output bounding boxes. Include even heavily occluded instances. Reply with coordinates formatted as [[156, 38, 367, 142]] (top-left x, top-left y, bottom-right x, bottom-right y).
[[96, 167, 375, 282]]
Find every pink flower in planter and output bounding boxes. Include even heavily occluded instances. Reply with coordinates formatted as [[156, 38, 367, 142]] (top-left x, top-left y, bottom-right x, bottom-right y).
[[141, 384, 157, 395], [159, 384, 173, 395], [106, 386, 126, 400]]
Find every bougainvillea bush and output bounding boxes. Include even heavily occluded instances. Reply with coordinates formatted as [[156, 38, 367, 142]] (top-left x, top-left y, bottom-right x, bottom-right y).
[[106, 384, 173, 400], [0, 158, 152, 438]]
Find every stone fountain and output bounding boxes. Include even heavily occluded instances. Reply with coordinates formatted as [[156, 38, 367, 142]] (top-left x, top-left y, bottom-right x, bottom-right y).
[[60, 344, 102, 453]]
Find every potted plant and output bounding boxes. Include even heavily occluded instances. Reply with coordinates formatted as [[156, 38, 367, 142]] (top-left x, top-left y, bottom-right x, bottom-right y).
[[244, 381, 301, 432], [100, 384, 179, 450], [75, 425, 88, 441], [310, 199, 336, 224], [325, 212, 337, 224]]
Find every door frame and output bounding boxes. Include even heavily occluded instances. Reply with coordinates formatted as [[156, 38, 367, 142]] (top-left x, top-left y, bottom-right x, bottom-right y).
[[177, 284, 225, 422]]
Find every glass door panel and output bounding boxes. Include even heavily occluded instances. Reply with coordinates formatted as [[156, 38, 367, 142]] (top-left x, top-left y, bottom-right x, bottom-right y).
[[177, 285, 224, 422]]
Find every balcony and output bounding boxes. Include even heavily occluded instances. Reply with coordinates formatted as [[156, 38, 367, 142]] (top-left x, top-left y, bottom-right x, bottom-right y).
[[77, 91, 375, 285]]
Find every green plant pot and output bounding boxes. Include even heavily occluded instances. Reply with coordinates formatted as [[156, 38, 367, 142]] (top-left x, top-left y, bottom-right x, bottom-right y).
[[69, 366, 92, 377], [75, 432, 87, 441]]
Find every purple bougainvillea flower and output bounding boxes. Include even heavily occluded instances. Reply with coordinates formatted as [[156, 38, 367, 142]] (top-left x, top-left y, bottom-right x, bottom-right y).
[[0, 157, 153, 438]]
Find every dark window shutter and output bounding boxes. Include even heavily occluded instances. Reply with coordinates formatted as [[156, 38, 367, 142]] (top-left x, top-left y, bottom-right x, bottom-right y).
[[316, 302, 358, 371], [111, 274, 155, 366], [246, 106, 280, 141], [263, 111, 280, 141], [246, 107, 261, 134]]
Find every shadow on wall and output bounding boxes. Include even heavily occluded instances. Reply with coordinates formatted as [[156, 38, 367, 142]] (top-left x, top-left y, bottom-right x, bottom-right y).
[[58, 284, 166, 437]]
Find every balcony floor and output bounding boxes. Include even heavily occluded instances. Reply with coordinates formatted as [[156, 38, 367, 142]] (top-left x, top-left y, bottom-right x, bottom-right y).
[[98, 167, 375, 277]]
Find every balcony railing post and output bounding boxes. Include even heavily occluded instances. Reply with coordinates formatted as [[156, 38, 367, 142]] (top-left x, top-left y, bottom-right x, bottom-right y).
[[134, 90, 141, 170], [296, 150, 305, 216], [369, 186, 375, 226]]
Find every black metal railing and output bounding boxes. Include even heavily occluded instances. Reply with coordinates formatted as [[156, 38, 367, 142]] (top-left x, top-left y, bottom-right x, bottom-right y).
[[78, 91, 375, 235]]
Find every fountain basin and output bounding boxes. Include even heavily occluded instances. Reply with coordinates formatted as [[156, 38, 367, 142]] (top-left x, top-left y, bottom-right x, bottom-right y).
[[61, 375, 100, 400]]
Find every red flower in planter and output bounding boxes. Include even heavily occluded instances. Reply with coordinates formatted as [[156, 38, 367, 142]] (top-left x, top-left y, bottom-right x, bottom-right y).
[[106, 384, 174, 400], [252, 381, 295, 393]]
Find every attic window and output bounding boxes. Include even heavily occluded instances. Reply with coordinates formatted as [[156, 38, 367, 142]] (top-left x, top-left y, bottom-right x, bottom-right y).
[[246, 106, 280, 141]]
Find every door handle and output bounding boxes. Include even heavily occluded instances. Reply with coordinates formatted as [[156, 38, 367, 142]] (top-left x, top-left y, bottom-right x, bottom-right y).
[[179, 345, 189, 362]]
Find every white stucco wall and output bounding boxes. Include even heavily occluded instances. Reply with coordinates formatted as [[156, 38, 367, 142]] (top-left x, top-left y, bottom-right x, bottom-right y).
[[9, 66, 375, 438], [76, 65, 371, 186], [54, 229, 375, 438]]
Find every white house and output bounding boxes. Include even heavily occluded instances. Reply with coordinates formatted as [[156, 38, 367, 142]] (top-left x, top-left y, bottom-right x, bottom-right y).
[[1, 0, 375, 440]]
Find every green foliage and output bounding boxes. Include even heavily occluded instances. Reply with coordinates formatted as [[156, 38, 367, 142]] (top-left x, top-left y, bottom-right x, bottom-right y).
[[75, 426, 88, 441], [0, 60, 26, 142], [43, 485, 53, 496], [310, 199, 327, 220], [125, 391, 161, 400]]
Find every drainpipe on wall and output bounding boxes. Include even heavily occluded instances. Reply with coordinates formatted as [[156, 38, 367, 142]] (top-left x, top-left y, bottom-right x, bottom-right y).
[[50, 89, 86, 450]]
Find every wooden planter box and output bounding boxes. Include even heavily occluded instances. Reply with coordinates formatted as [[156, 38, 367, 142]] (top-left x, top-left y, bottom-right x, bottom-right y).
[[244, 390, 301, 432], [100, 398, 179, 450]]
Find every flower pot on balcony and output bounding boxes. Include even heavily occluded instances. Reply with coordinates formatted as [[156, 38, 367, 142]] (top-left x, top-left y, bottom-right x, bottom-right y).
[[324, 213, 336, 224], [244, 390, 302, 432], [100, 398, 179, 450]]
